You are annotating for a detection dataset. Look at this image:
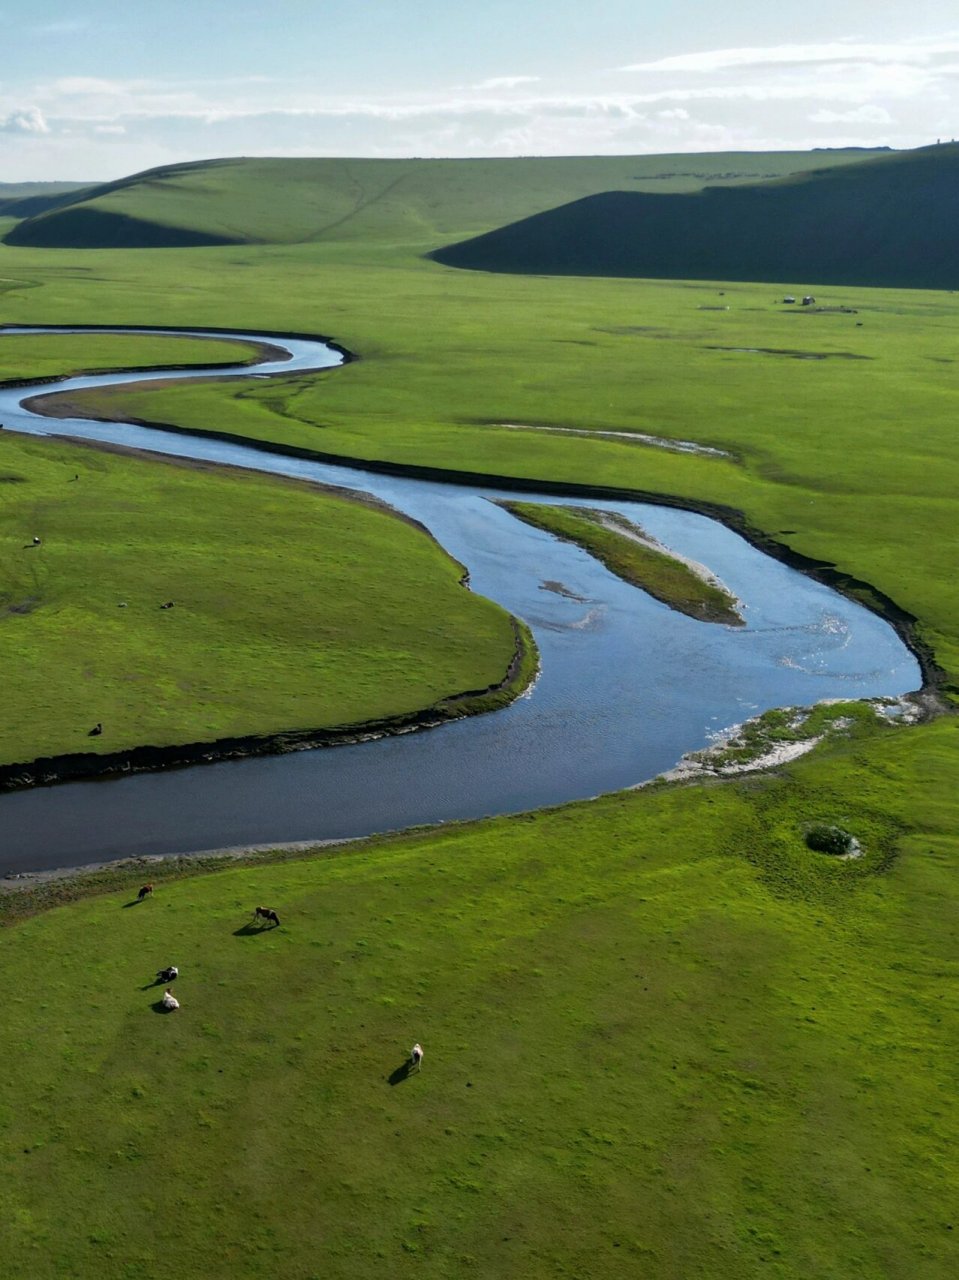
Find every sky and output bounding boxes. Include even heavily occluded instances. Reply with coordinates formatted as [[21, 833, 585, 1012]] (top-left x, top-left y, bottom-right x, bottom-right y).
[[2, 1, 958, 182]]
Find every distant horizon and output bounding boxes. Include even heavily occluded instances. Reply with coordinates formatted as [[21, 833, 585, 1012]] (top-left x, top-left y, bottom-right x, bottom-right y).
[[1, 3, 957, 181]]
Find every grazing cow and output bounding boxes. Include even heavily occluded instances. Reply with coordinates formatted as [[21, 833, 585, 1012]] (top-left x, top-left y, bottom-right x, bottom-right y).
[[410, 1043, 424, 1071], [253, 906, 280, 928], [138, 883, 154, 901], [157, 965, 178, 983], [161, 989, 180, 1011]]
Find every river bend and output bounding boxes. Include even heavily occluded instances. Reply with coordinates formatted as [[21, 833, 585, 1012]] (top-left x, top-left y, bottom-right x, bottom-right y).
[[0, 327, 920, 874]]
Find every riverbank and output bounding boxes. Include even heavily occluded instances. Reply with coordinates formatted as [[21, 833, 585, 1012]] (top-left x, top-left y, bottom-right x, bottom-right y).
[[0, 422, 527, 784], [1, 691, 932, 920], [0, 327, 282, 386], [0, 617, 536, 793]]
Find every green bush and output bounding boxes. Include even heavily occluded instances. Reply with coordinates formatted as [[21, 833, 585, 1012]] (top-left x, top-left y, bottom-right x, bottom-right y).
[[805, 824, 854, 856]]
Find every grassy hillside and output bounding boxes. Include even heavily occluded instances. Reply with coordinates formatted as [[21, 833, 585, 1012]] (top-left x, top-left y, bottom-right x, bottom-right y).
[[432, 144, 959, 289], [3, 150, 884, 250]]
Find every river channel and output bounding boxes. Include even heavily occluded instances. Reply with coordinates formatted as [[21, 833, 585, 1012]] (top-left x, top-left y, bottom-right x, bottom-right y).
[[0, 327, 921, 874]]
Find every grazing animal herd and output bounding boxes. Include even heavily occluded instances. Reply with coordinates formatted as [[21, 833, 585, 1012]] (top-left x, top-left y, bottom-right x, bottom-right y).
[[135, 884, 422, 1071]]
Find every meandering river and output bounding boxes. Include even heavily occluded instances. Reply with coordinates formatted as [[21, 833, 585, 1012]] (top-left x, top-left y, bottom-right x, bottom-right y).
[[0, 328, 920, 874]]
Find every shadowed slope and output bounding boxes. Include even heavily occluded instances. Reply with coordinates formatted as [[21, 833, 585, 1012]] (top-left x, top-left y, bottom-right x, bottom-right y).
[[0, 182, 93, 219], [431, 144, 959, 289], [6, 206, 239, 249]]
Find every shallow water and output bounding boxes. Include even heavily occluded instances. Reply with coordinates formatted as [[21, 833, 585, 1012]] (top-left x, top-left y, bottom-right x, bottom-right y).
[[0, 328, 921, 873]]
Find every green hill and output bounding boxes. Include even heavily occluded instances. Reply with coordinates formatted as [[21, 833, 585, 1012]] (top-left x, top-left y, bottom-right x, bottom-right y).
[[431, 144, 959, 289], [3, 150, 885, 250]]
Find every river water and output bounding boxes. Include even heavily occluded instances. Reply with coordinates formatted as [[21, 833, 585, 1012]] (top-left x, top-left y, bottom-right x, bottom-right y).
[[0, 328, 920, 874]]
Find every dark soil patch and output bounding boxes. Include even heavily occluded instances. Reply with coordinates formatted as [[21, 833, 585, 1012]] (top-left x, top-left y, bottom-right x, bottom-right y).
[[704, 346, 872, 360], [593, 326, 673, 336], [2, 598, 40, 617]]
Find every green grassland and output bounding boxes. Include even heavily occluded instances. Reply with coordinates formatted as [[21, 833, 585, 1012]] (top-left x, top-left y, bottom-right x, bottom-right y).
[[0, 428, 521, 765], [0, 331, 262, 382], [0, 149, 957, 1278], [1, 710, 957, 1279], [501, 501, 742, 624], [4, 150, 883, 249]]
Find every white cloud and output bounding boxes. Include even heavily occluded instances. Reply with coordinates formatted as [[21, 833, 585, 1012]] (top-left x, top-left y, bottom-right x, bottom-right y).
[[809, 105, 893, 124], [19, 59, 939, 136], [2, 32, 956, 180], [472, 75, 540, 91], [52, 77, 130, 96], [623, 35, 959, 74], [0, 105, 49, 134]]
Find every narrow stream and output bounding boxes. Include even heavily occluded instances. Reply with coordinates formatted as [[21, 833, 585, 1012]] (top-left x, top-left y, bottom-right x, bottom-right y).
[[0, 328, 920, 874]]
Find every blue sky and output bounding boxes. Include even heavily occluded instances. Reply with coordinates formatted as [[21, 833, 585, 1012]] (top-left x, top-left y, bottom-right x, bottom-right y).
[[2, 2, 958, 180]]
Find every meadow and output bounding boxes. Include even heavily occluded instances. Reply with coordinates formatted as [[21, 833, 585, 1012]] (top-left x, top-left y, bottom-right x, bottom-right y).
[[0, 331, 264, 382], [0, 151, 957, 1278], [1, 712, 956, 1279], [0, 422, 522, 768]]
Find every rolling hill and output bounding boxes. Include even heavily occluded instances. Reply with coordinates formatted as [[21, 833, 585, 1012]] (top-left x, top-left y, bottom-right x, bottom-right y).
[[430, 143, 959, 289], [2, 150, 884, 250]]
